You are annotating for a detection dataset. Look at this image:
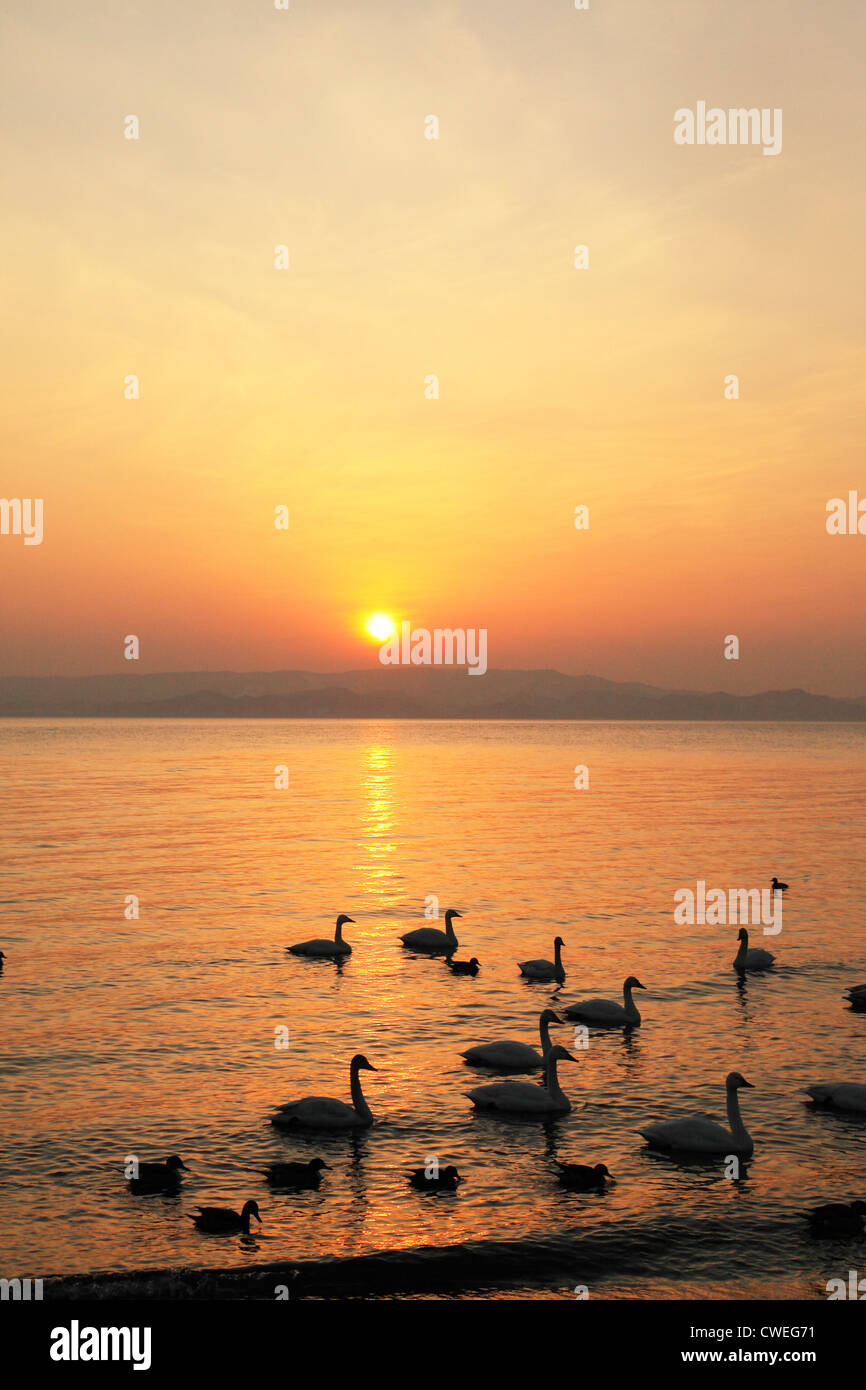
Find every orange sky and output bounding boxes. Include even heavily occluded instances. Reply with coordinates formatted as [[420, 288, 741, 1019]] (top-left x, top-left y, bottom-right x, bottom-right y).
[[2, 1, 865, 693]]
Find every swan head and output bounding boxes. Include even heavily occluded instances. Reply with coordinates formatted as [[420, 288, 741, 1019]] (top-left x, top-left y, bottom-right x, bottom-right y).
[[352, 1053, 377, 1072], [726, 1071, 754, 1090], [540, 1009, 563, 1024], [554, 936, 565, 948], [624, 976, 645, 990], [241, 1200, 262, 1223], [548, 1045, 577, 1064], [445, 909, 463, 921], [336, 914, 355, 928], [737, 928, 749, 943], [165, 1155, 188, 1172]]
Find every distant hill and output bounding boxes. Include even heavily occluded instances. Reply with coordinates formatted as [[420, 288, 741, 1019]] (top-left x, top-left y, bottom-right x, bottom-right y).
[[0, 668, 864, 720]]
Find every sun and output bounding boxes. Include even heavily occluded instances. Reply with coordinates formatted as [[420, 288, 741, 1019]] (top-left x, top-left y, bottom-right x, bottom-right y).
[[366, 613, 396, 642]]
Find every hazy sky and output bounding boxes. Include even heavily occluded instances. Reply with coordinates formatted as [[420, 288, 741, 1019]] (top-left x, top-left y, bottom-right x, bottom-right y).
[[2, 1, 865, 692]]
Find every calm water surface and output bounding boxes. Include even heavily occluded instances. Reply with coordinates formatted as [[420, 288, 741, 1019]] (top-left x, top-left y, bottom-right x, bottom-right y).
[[1, 720, 864, 1298]]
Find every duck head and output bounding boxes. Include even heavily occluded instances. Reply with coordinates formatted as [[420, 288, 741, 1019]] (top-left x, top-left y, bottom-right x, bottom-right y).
[[442, 1166, 462, 1182], [165, 1155, 188, 1172], [594, 1163, 613, 1180], [309, 1158, 330, 1172]]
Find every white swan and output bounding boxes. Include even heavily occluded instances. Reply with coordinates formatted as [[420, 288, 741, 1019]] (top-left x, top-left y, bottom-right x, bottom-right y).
[[270, 1053, 377, 1130], [288, 913, 354, 958], [466, 1044, 577, 1115], [400, 908, 462, 953], [460, 1009, 563, 1071], [805, 1082, 866, 1115], [733, 928, 775, 972], [639, 1071, 755, 1155], [564, 976, 645, 1027], [518, 936, 566, 984]]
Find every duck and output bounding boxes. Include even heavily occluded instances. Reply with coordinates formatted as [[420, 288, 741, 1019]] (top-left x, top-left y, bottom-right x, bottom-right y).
[[639, 1072, 755, 1156], [771, 876, 789, 893], [845, 984, 866, 1004], [447, 957, 480, 977], [271, 1054, 378, 1130], [188, 1200, 262, 1234], [460, 1008, 563, 1072], [0, 950, 6, 969], [407, 1165, 462, 1191], [804, 1201, 866, 1235], [400, 909, 462, 953], [258, 1158, 330, 1188], [805, 1082, 866, 1115], [466, 1044, 577, 1116], [733, 928, 775, 972], [564, 976, 645, 1027], [555, 1161, 613, 1191], [127, 1155, 189, 1193], [287, 914, 354, 958], [518, 936, 566, 984]]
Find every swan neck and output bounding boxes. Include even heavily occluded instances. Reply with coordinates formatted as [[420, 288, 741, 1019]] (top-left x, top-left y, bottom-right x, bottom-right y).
[[445, 915, 457, 942], [350, 1062, 372, 1118], [726, 1085, 749, 1142], [539, 1016, 553, 1055], [544, 1054, 565, 1101], [335, 920, 344, 942]]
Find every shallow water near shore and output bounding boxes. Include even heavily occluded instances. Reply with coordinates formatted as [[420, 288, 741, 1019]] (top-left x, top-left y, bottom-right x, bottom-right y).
[[1, 719, 865, 1298]]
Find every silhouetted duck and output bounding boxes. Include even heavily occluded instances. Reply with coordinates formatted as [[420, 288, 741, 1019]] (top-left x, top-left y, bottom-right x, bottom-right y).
[[0, 950, 6, 969], [259, 1158, 329, 1188], [128, 1155, 188, 1193], [805, 1201, 866, 1235], [771, 876, 788, 893], [188, 1200, 262, 1234], [407, 1165, 462, 1191], [555, 1161, 613, 1191], [447, 957, 480, 977]]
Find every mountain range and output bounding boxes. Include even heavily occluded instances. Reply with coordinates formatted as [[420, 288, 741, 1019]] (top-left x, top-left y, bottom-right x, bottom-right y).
[[1, 668, 864, 719]]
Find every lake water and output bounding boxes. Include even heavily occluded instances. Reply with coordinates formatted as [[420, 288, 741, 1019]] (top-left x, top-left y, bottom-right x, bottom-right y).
[[1, 719, 864, 1299]]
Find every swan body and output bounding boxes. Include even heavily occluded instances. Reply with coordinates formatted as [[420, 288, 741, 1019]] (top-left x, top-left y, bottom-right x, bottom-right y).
[[271, 1054, 377, 1130], [400, 909, 462, 953], [128, 1155, 188, 1193], [447, 957, 480, 976], [555, 1162, 612, 1191], [407, 1165, 462, 1191], [288, 914, 354, 958], [733, 928, 775, 972], [466, 1044, 577, 1115], [259, 1158, 329, 1187], [806, 1082, 866, 1114], [460, 1009, 562, 1071], [564, 975, 645, 1027], [805, 1201, 866, 1235], [639, 1071, 755, 1155], [518, 936, 566, 984], [188, 1200, 261, 1234]]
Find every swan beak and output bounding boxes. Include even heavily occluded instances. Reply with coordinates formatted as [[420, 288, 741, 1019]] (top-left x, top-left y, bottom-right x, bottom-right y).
[[345, 918, 355, 924], [364, 1062, 378, 1071], [741, 1078, 754, 1088]]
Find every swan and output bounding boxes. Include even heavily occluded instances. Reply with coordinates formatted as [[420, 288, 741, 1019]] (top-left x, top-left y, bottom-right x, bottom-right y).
[[188, 1200, 261, 1234], [555, 1161, 613, 1191], [733, 928, 775, 972], [564, 976, 645, 1027], [288, 914, 354, 958], [407, 1165, 462, 1191], [258, 1158, 329, 1187], [518, 936, 566, 984], [460, 1008, 563, 1071], [805, 1082, 866, 1115], [271, 1054, 377, 1130], [639, 1071, 755, 1155], [805, 1201, 866, 1235], [771, 876, 788, 893], [127, 1155, 188, 1193], [447, 957, 480, 976], [400, 909, 462, 953], [466, 1044, 577, 1115]]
